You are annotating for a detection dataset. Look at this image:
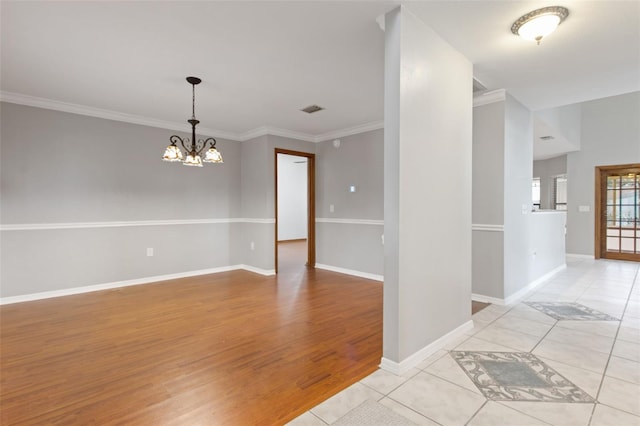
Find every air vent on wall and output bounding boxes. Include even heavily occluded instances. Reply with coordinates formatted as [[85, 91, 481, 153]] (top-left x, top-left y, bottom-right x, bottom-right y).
[[540, 135, 555, 141], [301, 104, 324, 114]]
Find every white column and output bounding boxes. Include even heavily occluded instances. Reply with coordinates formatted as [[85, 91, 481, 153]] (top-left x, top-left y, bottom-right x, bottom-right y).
[[383, 6, 473, 373]]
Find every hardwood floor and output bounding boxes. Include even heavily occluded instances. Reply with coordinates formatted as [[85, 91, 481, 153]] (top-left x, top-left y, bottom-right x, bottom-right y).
[[471, 300, 490, 315], [1, 242, 483, 425], [0, 245, 383, 425]]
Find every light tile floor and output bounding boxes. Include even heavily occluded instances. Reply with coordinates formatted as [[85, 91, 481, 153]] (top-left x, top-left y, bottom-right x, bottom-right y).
[[288, 258, 640, 425]]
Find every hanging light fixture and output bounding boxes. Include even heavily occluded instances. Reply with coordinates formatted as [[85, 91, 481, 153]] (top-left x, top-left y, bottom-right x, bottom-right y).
[[511, 6, 569, 45], [163, 76, 223, 167]]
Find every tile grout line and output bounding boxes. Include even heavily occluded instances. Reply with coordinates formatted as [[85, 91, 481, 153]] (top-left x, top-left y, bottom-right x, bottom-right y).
[[463, 400, 487, 426], [353, 306, 516, 426], [587, 263, 639, 426], [309, 410, 328, 425], [494, 401, 556, 426], [421, 370, 485, 398], [381, 394, 444, 426]]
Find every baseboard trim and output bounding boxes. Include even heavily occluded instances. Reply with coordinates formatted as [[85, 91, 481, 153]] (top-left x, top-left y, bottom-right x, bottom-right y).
[[503, 263, 567, 305], [239, 265, 276, 276], [0, 264, 275, 305], [472, 264, 567, 306], [566, 253, 595, 259], [380, 320, 474, 375], [315, 263, 383, 282], [471, 294, 504, 305]]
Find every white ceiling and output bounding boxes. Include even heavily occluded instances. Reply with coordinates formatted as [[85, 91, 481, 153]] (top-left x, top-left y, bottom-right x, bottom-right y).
[[1, 1, 639, 142]]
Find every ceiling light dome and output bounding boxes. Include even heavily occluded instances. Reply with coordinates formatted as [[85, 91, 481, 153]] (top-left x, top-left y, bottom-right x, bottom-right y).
[[511, 6, 569, 45]]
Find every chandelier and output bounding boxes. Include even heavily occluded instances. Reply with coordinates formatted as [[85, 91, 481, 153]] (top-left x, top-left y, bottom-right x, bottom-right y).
[[162, 76, 223, 167]]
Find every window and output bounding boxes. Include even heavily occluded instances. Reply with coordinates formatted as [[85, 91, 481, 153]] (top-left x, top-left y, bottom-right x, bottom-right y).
[[532, 178, 541, 210], [553, 175, 567, 210]]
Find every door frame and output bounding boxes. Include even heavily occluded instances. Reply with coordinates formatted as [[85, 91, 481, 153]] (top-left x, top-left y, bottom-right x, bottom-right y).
[[274, 148, 316, 273], [595, 163, 640, 261]]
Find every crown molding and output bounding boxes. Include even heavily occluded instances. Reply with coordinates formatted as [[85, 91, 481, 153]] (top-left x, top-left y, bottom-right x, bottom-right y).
[[314, 120, 384, 143], [1, 91, 383, 144], [238, 126, 317, 143], [473, 89, 506, 107], [0, 91, 241, 141]]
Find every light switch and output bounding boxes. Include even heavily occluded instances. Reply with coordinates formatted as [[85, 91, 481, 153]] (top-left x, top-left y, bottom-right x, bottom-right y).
[[578, 205, 590, 213], [349, 185, 356, 193]]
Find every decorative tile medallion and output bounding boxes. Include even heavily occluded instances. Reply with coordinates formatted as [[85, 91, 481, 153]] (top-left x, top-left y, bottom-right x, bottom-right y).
[[450, 351, 594, 403], [524, 302, 619, 321]]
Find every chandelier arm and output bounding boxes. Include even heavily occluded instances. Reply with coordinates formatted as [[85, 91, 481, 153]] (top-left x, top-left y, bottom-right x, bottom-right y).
[[170, 135, 188, 152], [194, 140, 208, 155], [196, 138, 215, 155], [202, 137, 217, 149]]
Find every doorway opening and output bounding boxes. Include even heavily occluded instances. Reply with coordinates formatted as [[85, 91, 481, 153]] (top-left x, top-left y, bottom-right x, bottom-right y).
[[274, 149, 316, 273], [595, 163, 640, 262]]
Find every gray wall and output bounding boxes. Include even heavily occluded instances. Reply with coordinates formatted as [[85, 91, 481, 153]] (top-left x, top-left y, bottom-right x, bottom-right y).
[[316, 129, 383, 276], [472, 94, 537, 301], [1, 101, 388, 298], [472, 101, 505, 299], [237, 135, 272, 270], [566, 92, 640, 255], [1, 102, 241, 297], [472, 101, 505, 226], [533, 155, 567, 210], [238, 134, 315, 271]]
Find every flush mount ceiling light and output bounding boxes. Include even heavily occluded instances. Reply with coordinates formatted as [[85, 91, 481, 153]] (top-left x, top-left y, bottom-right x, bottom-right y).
[[162, 77, 223, 167], [511, 6, 569, 45]]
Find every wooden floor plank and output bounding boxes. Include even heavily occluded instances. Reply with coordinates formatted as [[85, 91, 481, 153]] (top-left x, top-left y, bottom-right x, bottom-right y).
[[1, 242, 383, 425]]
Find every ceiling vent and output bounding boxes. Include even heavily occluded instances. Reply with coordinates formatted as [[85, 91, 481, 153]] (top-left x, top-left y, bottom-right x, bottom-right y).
[[301, 104, 324, 114], [540, 135, 555, 141]]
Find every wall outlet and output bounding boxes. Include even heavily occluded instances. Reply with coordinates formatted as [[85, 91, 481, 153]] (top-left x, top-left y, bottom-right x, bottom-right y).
[[578, 205, 590, 213], [146, 248, 154, 257], [250, 241, 255, 251], [329, 204, 335, 213]]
